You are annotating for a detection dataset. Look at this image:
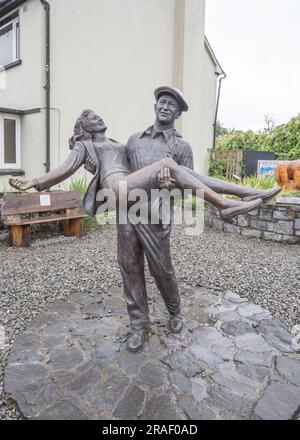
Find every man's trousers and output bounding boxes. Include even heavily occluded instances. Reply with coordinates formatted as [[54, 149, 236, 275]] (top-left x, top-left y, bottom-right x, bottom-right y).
[[117, 222, 181, 330]]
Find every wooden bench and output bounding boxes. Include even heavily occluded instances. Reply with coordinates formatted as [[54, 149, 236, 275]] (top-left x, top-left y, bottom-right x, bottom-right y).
[[1, 190, 87, 247]]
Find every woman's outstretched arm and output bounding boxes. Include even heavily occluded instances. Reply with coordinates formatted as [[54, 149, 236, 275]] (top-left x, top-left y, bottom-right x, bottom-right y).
[[10, 142, 86, 191]]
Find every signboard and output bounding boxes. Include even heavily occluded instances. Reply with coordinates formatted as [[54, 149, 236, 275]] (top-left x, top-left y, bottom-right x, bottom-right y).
[[257, 160, 290, 178], [39, 195, 51, 206]]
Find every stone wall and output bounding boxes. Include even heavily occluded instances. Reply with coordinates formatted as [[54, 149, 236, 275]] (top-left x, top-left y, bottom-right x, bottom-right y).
[[207, 197, 300, 244]]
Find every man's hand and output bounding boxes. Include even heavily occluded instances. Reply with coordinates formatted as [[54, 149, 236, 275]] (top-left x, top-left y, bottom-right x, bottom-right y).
[[157, 166, 176, 189], [9, 178, 35, 191]]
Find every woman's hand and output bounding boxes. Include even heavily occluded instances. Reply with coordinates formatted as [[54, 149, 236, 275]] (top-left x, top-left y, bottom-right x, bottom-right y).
[[9, 177, 35, 191]]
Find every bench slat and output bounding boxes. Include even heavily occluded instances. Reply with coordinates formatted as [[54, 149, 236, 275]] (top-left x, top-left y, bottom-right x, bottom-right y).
[[5, 213, 87, 226], [1, 191, 83, 216]]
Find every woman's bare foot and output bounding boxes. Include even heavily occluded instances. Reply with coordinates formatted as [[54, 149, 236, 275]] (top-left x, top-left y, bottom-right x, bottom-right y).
[[9, 177, 35, 191], [220, 198, 262, 224]]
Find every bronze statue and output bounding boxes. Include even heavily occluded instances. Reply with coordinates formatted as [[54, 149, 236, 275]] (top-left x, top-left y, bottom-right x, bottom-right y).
[[10, 87, 280, 352]]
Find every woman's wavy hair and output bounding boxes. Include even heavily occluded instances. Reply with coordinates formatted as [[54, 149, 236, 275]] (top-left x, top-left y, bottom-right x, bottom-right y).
[[69, 109, 103, 149]]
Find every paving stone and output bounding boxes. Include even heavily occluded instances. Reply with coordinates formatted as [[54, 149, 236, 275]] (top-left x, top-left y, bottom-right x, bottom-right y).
[[14, 380, 62, 419], [210, 384, 256, 419], [249, 311, 272, 321], [91, 342, 120, 368], [27, 314, 59, 331], [169, 373, 207, 401], [235, 363, 270, 383], [235, 334, 272, 353], [68, 368, 102, 395], [42, 321, 75, 336], [69, 292, 100, 306], [6, 287, 300, 421], [12, 333, 41, 352], [234, 349, 274, 368], [211, 365, 258, 419], [221, 320, 256, 337], [46, 301, 78, 314], [224, 291, 248, 304], [276, 355, 300, 387], [189, 344, 224, 368], [5, 364, 49, 394], [137, 363, 168, 388], [178, 396, 220, 420], [8, 350, 42, 364], [44, 335, 67, 352], [197, 293, 220, 307], [161, 352, 204, 378], [259, 319, 295, 353], [49, 348, 84, 372], [118, 347, 148, 375], [113, 385, 145, 420], [141, 392, 185, 420], [236, 303, 265, 319], [169, 372, 192, 394], [34, 401, 87, 420], [215, 310, 241, 322], [84, 304, 108, 317], [193, 327, 236, 361], [85, 375, 129, 412], [254, 381, 300, 420]]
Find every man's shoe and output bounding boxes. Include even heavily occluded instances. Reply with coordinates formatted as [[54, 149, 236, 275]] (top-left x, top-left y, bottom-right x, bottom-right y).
[[169, 315, 183, 334], [127, 329, 149, 352]]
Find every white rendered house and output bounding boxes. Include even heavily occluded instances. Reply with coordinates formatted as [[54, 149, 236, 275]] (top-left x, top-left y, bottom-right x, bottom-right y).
[[0, 0, 224, 192]]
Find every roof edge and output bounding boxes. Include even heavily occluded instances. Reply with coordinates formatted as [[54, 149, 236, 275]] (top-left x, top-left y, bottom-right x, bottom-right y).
[[204, 36, 225, 75], [0, 0, 28, 19]]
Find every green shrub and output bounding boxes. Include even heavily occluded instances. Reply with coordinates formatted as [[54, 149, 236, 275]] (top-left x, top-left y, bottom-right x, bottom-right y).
[[66, 177, 87, 196], [241, 175, 277, 190], [215, 115, 300, 160]]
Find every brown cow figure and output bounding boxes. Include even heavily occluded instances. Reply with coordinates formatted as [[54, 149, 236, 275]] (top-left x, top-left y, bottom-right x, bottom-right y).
[[275, 160, 300, 190]]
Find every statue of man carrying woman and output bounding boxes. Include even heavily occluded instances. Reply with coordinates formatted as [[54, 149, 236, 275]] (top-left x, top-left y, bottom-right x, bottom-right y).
[[10, 86, 280, 352]]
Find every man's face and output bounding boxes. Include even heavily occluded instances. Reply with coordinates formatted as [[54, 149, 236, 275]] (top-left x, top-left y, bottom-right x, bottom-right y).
[[84, 111, 107, 133], [155, 94, 181, 125]]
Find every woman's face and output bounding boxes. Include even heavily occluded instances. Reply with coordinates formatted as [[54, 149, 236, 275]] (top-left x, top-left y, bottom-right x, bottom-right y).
[[83, 111, 107, 133]]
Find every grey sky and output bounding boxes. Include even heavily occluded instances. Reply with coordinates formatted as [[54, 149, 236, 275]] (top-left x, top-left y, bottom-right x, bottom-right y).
[[205, 0, 300, 132]]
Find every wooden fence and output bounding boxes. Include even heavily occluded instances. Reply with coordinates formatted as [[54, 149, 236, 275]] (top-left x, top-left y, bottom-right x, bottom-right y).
[[213, 150, 244, 180]]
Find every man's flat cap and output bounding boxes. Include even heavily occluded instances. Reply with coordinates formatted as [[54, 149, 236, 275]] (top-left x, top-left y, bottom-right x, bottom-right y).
[[154, 86, 189, 112]]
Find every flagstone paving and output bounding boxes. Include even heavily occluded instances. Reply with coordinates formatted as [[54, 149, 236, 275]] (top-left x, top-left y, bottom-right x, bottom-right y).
[[4, 285, 300, 420]]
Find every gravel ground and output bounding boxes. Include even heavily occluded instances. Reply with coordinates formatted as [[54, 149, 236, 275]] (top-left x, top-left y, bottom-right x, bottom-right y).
[[0, 223, 299, 419]]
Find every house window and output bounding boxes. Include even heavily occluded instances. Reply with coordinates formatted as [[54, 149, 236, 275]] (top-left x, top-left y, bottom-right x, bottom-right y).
[[0, 114, 21, 169], [0, 15, 20, 67]]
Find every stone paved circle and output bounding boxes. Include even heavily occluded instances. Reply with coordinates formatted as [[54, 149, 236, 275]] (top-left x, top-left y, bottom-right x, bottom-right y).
[[4, 285, 300, 420]]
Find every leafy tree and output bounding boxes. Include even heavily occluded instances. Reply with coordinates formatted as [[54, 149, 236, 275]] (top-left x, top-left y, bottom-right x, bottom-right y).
[[215, 115, 300, 160]]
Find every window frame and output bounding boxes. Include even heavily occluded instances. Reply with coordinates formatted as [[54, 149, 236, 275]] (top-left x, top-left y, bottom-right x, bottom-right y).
[[0, 14, 20, 68], [0, 113, 21, 169]]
